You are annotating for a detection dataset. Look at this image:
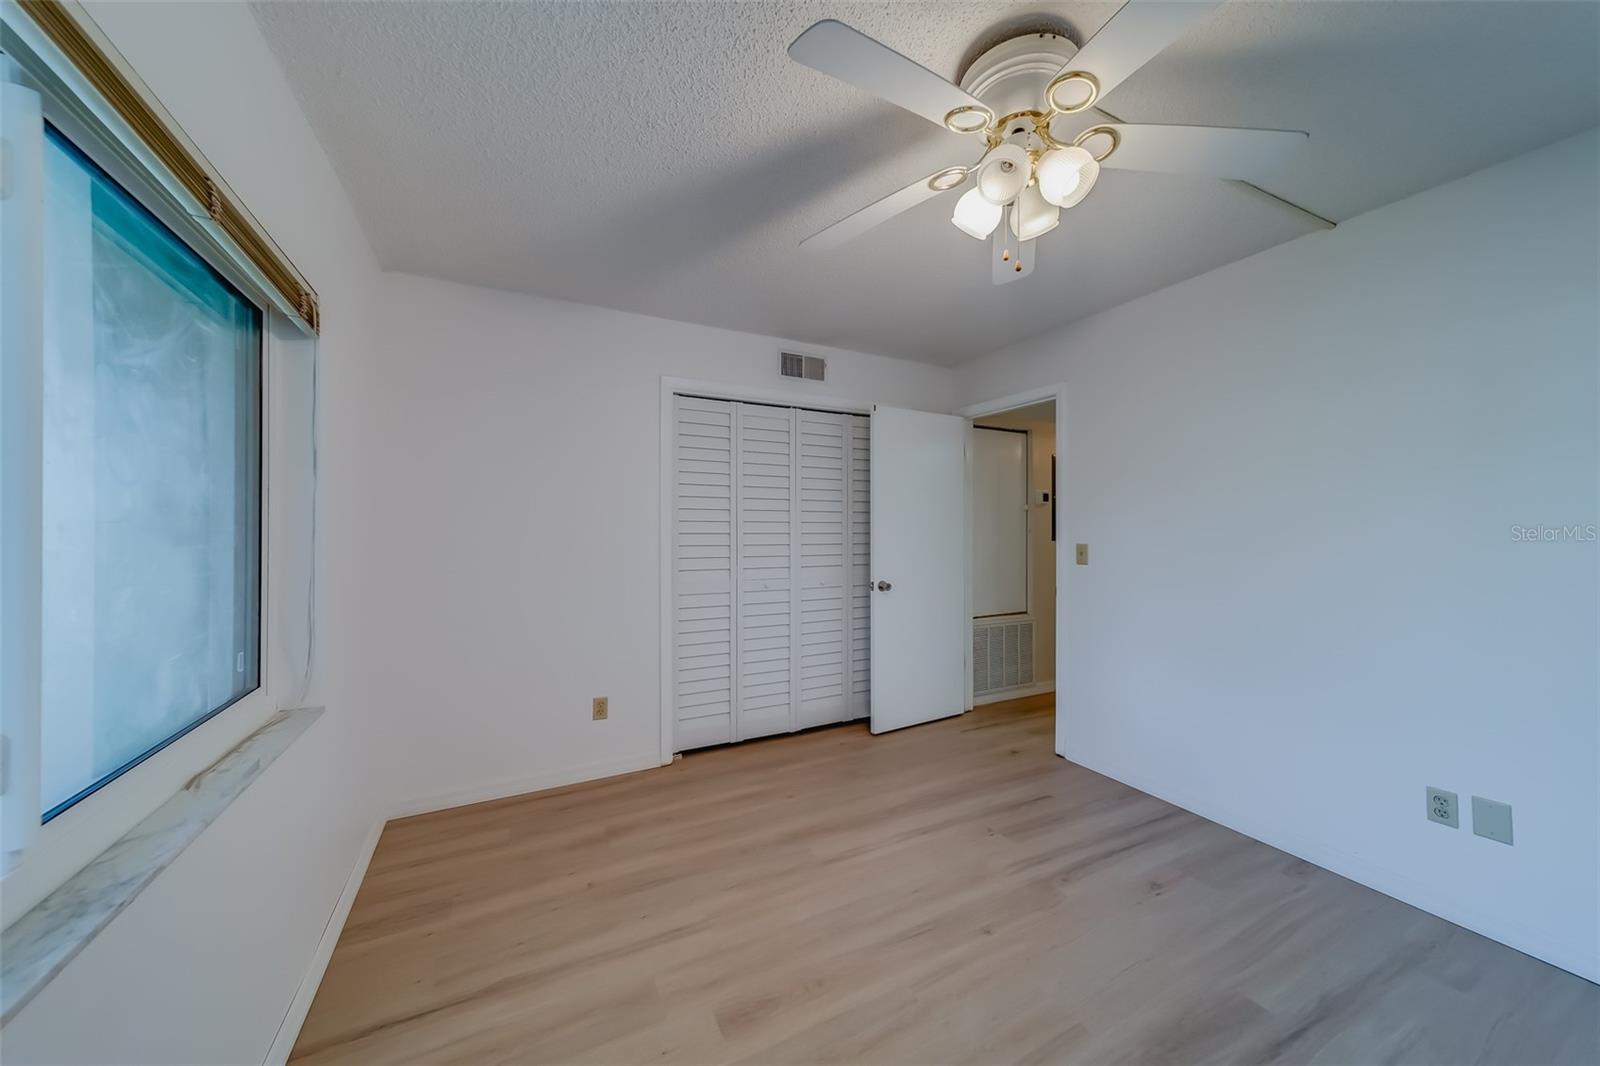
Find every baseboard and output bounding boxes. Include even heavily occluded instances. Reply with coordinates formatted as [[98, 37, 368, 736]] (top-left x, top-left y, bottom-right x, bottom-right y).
[[974, 681, 1055, 706], [1068, 750, 1600, 985], [263, 817, 383, 1066], [388, 752, 663, 821]]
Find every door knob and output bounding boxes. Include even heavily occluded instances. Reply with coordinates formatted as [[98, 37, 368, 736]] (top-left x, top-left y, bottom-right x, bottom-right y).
[[876, 580, 892, 592]]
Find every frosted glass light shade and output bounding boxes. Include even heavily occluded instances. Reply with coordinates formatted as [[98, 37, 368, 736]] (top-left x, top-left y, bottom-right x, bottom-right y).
[[1009, 185, 1059, 240], [952, 188, 1002, 239], [975, 143, 1030, 205], [1037, 146, 1099, 209]]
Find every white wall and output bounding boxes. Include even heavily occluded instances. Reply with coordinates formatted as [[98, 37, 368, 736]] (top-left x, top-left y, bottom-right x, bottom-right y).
[[369, 273, 955, 813], [970, 428, 1030, 617], [3, 3, 388, 1061], [957, 129, 1600, 980]]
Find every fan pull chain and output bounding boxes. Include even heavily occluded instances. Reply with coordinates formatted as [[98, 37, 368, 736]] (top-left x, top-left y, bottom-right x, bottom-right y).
[[1011, 201, 1023, 273]]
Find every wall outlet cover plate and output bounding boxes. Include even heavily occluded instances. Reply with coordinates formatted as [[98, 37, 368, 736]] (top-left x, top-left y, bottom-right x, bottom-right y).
[[1426, 786, 1458, 828], [1471, 796, 1513, 845]]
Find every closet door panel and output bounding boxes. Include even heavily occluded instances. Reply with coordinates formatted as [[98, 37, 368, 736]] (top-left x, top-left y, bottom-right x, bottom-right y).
[[672, 397, 734, 750], [796, 411, 848, 728], [846, 415, 871, 720], [736, 405, 795, 739]]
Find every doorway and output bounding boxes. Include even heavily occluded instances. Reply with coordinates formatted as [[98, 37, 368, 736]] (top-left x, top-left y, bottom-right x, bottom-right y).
[[970, 400, 1057, 704], [956, 384, 1067, 755]]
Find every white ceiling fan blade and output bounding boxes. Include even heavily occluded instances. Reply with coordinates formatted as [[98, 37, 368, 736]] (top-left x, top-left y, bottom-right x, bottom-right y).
[[1055, 1, 1222, 104], [800, 168, 962, 252], [1094, 123, 1308, 180], [789, 20, 990, 129]]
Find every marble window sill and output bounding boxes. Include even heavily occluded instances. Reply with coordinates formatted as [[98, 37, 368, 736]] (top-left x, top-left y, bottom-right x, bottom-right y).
[[0, 706, 322, 1023]]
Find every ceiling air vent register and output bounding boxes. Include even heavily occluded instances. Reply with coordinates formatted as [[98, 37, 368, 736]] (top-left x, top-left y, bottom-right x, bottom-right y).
[[780, 352, 826, 381]]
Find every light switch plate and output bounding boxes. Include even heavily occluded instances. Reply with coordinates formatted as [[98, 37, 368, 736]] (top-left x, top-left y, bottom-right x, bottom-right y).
[[1075, 543, 1088, 566], [1426, 786, 1458, 828], [1471, 796, 1513, 845]]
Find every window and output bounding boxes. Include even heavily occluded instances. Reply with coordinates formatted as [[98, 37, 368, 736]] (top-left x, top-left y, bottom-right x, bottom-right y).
[[38, 124, 262, 821]]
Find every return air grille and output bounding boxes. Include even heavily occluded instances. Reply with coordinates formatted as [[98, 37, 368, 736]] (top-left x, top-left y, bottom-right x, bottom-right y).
[[779, 352, 826, 381], [973, 617, 1034, 696]]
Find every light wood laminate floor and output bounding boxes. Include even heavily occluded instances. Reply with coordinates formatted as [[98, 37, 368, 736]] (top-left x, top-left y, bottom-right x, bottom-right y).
[[293, 697, 1599, 1064]]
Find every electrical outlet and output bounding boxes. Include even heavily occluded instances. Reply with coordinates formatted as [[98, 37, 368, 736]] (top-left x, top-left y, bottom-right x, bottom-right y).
[[592, 696, 608, 721], [1472, 796, 1513, 845], [1426, 786, 1458, 828]]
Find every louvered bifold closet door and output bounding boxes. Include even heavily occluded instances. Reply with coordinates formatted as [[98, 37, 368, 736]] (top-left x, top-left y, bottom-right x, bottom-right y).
[[674, 400, 870, 752], [846, 416, 870, 720], [796, 411, 849, 729], [735, 404, 796, 740], [672, 397, 735, 750]]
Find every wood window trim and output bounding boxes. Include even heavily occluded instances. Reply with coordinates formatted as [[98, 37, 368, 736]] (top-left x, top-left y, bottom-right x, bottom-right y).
[[13, 0, 321, 333]]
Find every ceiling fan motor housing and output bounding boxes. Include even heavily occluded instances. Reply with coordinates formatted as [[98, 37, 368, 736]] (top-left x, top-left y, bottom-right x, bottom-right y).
[[959, 32, 1080, 128]]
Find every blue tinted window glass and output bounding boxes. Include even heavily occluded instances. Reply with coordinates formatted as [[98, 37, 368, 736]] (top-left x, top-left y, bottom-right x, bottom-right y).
[[39, 125, 262, 820]]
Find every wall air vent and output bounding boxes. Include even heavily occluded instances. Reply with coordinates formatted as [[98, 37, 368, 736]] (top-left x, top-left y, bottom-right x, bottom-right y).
[[973, 617, 1035, 696], [780, 352, 826, 381]]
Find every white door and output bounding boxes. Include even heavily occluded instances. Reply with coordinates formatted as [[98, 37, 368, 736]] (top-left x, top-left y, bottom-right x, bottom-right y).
[[869, 405, 968, 733], [846, 417, 871, 719], [671, 397, 737, 750], [795, 409, 849, 729], [734, 402, 796, 741]]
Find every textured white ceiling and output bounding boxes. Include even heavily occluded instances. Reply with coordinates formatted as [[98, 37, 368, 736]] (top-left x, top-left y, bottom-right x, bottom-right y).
[[250, 1, 1599, 365]]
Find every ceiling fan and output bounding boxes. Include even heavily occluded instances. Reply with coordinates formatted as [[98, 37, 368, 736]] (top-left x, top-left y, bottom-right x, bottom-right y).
[[787, 1, 1308, 283]]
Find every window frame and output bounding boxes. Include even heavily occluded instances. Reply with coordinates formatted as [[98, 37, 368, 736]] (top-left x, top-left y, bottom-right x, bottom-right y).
[[0, 83, 284, 927], [36, 117, 267, 824]]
